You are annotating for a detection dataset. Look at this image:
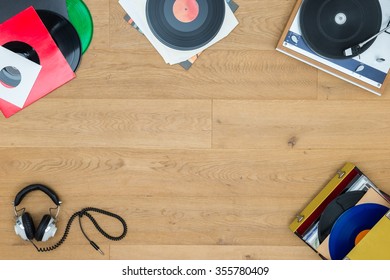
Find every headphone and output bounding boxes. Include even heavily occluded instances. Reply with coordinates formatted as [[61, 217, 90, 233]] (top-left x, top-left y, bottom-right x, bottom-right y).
[[13, 184, 62, 242]]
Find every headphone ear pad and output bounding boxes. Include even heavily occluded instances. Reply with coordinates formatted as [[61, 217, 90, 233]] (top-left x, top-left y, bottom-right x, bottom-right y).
[[35, 214, 52, 241], [21, 212, 35, 240]]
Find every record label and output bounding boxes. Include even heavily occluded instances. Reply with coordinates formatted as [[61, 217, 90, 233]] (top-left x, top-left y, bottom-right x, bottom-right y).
[[173, 0, 199, 23]]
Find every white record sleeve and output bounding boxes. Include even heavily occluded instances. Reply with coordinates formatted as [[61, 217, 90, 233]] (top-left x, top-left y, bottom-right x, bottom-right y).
[[0, 46, 42, 108]]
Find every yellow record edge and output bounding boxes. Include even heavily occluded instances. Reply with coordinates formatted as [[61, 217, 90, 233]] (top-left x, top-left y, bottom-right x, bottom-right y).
[[289, 162, 356, 233]]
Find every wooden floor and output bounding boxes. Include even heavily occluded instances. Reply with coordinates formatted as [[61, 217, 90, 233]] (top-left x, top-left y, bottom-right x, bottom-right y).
[[1, 0, 389, 260]]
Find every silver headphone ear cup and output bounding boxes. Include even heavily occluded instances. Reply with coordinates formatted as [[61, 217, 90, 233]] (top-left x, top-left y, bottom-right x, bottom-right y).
[[41, 218, 57, 242], [15, 216, 29, 241]]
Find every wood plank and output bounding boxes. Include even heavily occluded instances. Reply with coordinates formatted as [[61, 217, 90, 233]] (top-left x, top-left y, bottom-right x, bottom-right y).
[[0, 148, 390, 199], [0, 245, 109, 260], [1, 148, 390, 199], [50, 50, 317, 101], [317, 72, 390, 100], [110, 245, 318, 260], [84, 0, 110, 50], [213, 100, 390, 149], [0, 99, 211, 149]]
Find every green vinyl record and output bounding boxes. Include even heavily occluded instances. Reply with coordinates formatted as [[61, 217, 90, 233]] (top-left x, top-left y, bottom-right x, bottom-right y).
[[66, 0, 93, 53]]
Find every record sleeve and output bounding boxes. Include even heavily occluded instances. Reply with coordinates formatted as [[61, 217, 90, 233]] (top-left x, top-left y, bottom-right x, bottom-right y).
[[0, 46, 42, 108], [347, 210, 390, 259], [0, 7, 76, 118]]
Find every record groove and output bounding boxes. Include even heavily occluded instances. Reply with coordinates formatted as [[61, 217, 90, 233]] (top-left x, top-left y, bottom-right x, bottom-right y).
[[146, 0, 226, 50]]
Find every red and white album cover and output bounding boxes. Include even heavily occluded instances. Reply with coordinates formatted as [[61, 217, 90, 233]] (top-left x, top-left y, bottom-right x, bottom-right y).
[[0, 7, 75, 118]]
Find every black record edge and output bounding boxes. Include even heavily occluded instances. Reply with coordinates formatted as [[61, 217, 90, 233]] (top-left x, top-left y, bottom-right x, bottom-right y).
[[37, 9, 82, 71], [317, 190, 366, 243]]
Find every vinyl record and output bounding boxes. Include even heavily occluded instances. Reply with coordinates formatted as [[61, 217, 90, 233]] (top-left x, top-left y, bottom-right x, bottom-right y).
[[318, 191, 365, 243], [66, 0, 94, 54], [329, 203, 389, 260], [37, 10, 82, 71], [299, 0, 382, 59], [146, 0, 226, 50]]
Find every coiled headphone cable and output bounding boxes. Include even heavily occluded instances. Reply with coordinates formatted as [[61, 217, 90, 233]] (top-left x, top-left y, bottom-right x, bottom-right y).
[[30, 207, 127, 255]]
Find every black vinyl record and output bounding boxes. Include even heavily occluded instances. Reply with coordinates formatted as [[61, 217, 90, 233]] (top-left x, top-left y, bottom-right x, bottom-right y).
[[299, 0, 382, 59], [37, 10, 82, 71], [146, 0, 225, 50], [317, 191, 365, 243]]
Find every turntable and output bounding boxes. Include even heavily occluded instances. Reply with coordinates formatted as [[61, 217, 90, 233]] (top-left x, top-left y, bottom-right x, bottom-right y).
[[290, 163, 390, 260], [277, 0, 390, 96]]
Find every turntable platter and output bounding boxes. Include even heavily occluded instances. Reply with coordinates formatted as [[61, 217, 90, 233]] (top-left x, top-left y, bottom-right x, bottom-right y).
[[300, 0, 382, 59]]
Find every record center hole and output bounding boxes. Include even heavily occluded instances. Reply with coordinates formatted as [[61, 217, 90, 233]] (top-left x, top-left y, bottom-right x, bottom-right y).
[[335, 13, 347, 25], [0, 66, 22, 88]]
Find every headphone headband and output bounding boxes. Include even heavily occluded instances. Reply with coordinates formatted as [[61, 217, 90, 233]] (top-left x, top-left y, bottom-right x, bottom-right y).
[[14, 184, 61, 207]]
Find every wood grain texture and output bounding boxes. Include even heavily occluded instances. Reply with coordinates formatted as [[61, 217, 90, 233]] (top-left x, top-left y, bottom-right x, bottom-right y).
[[110, 245, 318, 260], [213, 100, 390, 149], [317, 72, 390, 100], [1, 0, 389, 260], [0, 99, 211, 149], [1, 148, 390, 259]]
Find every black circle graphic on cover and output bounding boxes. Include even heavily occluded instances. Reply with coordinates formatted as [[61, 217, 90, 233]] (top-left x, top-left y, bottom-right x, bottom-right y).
[[299, 0, 382, 59], [37, 10, 82, 71], [317, 191, 365, 243], [146, 0, 225, 50]]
